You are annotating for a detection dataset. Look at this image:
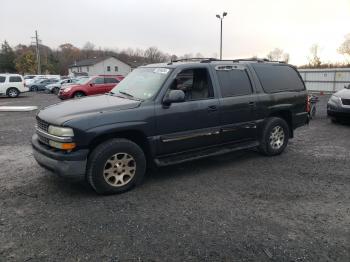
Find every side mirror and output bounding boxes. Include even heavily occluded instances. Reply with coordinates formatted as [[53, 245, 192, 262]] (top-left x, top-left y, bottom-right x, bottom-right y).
[[89, 83, 94, 87], [163, 90, 185, 105]]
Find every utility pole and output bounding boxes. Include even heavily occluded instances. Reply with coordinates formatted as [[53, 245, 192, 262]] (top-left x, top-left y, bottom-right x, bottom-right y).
[[31, 30, 41, 74]]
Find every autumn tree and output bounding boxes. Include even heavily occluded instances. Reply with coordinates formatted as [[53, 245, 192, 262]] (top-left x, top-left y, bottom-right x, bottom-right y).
[[15, 50, 36, 74]]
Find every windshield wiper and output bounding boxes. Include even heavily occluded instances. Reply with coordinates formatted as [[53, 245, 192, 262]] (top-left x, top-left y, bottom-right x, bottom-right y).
[[118, 91, 143, 101]]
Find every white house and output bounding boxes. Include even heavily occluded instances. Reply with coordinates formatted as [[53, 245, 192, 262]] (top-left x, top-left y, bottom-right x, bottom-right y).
[[68, 56, 132, 77]]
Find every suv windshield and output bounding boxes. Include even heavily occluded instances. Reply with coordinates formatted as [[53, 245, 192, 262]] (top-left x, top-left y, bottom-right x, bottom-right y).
[[111, 67, 171, 100]]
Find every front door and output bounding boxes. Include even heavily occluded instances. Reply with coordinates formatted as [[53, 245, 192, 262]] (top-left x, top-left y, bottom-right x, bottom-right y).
[[155, 68, 220, 156], [88, 77, 106, 95]]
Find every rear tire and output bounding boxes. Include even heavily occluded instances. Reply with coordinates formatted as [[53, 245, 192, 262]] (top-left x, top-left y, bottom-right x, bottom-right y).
[[87, 138, 146, 195], [53, 87, 60, 95], [7, 88, 19, 98], [74, 91, 85, 98], [259, 117, 289, 156]]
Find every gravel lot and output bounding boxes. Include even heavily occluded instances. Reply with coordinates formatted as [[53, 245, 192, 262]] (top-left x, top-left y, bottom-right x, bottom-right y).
[[0, 92, 349, 261]]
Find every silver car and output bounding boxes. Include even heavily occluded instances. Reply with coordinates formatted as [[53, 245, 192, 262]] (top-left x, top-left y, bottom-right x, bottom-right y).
[[327, 85, 350, 121]]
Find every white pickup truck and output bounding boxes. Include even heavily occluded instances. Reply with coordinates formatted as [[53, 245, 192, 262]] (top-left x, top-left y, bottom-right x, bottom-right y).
[[0, 74, 29, 98]]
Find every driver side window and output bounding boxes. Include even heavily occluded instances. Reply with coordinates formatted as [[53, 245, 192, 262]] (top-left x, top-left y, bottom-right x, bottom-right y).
[[170, 68, 213, 101], [92, 77, 104, 84]]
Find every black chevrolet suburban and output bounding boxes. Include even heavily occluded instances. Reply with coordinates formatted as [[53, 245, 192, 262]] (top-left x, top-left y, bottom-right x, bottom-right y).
[[32, 58, 308, 194]]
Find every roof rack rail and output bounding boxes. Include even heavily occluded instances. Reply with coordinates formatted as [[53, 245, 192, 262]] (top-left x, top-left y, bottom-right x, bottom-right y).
[[167, 58, 217, 65], [167, 57, 286, 65]]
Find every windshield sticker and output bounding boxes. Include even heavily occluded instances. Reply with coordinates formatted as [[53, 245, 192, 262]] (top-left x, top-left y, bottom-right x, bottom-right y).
[[154, 68, 169, 74]]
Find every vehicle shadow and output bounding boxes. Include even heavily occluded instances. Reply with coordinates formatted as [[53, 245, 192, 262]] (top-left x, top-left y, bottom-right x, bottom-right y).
[[145, 149, 260, 183], [50, 149, 261, 197]]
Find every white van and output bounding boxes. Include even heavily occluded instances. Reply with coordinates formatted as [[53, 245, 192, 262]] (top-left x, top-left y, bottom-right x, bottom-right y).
[[0, 74, 29, 98]]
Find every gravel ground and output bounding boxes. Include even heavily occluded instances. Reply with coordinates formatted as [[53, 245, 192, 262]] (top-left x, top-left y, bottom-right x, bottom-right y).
[[0, 92, 349, 261]]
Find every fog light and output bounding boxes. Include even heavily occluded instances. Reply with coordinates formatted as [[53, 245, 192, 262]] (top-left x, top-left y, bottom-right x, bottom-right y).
[[49, 140, 76, 150]]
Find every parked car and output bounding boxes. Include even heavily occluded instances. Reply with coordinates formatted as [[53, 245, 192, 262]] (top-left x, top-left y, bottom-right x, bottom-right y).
[[32, 58, 308, 194], [58, 75, 124, 99], [24, 75, 38, 86], [327, 85, 350, 122], [29, 78, 60, 91], [0, 74, 29, 98], [46, 79, 76, 94]]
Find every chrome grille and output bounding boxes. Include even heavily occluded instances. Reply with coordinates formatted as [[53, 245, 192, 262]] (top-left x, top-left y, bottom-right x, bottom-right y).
[[36, 117, 49, 132], [341, 98, 350, 106], [36, 117, 50, 145]]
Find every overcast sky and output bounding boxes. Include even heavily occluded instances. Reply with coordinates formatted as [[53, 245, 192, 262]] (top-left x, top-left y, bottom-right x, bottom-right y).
[[1, 0, 349, 65]]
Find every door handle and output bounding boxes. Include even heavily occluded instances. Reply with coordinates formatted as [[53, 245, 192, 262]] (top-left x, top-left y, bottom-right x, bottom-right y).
[[207, 105, 218, 112], [248, 101, 256, 106]]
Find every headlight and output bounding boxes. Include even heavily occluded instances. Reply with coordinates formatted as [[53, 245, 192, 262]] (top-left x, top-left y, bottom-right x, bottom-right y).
[[330, 95, 341, 104], [64, 87, 72, 92], [48, 125, 74, 137]]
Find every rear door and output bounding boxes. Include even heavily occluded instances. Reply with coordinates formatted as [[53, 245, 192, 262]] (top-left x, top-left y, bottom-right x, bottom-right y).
[[214, 65, 258, 144], [104, 77, 119, 93]]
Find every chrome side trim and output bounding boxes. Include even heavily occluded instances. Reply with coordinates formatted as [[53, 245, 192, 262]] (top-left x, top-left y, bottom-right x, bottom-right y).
[[161, 131, 220, 143], [36, 128, 73, 143]]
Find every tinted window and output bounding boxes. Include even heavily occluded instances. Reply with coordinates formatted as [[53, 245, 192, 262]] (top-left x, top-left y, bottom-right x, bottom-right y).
[[216, 69, 252, 97], [9, 76, 22, 82], [105, 78, 119, 84], [0, 76, 6, 83], [252, 64, 305, 93], [92, 77, 104, 84]]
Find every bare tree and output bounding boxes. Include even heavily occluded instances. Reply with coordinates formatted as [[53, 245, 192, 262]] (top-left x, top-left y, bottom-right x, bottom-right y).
[[308, 44, 321, 67], [282, 53, 290, 63], [144, 46, 167, 63], [267, 48, 284, 61], [338, 34, 350, 58]]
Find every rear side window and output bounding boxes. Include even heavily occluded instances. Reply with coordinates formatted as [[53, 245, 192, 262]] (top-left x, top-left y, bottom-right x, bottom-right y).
[[9, 76, 22, 82], [216, 68, 252, 97], [0, 76, 6, 83], [105, 78, 119, 84], [252, 64, 305, 93]]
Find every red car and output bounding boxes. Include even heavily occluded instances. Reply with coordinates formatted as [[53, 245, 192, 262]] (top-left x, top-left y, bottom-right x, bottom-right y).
[[58, 75, 124, 99]]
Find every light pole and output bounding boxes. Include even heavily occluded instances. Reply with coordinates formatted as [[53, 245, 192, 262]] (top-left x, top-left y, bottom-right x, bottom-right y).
[[216, 12, 227, 60]]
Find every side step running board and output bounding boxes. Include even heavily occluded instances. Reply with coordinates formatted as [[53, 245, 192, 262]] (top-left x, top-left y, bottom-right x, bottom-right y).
[[154, 141, 259, 167]]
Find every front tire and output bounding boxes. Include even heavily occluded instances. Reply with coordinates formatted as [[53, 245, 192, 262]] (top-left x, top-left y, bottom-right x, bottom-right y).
[[73, 91, 85, 98], [87, 139, 146, 194], [7, 88, 19, 98], [259, 117, 289, 156], [31, 86, 38, 92]]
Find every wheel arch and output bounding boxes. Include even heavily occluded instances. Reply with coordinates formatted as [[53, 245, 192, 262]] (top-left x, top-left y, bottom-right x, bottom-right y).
[[73, 90, 87, 96], [6, 87, 20, 96], [88, 129, 153, 163], [269, 110, 293, 138]]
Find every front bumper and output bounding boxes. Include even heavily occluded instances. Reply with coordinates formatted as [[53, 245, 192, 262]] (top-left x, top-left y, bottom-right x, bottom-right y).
[[32, 134, 88, 179], [58, 91, 70, 100], [327, 103, 350, 119]]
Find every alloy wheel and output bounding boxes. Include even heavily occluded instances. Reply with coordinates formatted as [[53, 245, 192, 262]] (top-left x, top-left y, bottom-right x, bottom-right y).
[[8, 89, 18, 97], [269, 125, 285, 150], [103, 153, 136, 187]]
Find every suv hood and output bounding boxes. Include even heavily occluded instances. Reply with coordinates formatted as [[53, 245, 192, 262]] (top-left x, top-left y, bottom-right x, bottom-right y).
[[334, 88, 350, 99], [38, 94, 141, 125]]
